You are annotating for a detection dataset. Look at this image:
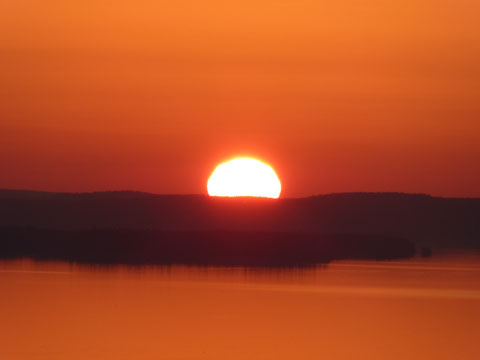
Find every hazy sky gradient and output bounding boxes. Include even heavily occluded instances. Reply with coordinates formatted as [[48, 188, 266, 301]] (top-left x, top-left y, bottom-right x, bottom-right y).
[[1, 0, 479, 197]]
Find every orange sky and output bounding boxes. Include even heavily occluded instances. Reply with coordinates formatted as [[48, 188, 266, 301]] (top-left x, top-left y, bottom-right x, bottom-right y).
[[1, 0, 479, 197]]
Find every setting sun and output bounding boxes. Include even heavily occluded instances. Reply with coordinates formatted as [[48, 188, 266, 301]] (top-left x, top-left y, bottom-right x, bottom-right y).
[[207, 158, 281, 198]]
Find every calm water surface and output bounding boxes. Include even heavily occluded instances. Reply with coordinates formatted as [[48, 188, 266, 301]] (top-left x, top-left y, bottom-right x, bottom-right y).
[[1, 251, 479, 360]]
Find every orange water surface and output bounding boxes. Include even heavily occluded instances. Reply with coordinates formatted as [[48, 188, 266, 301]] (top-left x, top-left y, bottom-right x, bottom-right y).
[[1, 251, 479, 359]]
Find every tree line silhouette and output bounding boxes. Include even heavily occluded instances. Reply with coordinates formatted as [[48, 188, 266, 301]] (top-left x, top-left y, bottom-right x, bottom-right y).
[[0, 228, 415, 267]]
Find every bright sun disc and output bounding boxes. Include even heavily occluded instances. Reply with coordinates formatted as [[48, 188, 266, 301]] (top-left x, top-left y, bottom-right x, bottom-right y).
[[207, 158, 281, 198]]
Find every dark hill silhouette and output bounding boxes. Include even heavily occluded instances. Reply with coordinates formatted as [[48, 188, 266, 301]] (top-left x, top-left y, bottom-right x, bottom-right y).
[[0, 190, 479, 249]]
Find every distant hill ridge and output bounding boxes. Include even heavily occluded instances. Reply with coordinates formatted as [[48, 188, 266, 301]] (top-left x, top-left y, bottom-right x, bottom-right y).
[[0, 189, 479, 249], [0, 189, 200, 200], [0, 189, 464, 200]]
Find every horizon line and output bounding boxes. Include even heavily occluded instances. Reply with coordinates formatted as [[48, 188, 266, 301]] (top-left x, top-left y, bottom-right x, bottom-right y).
[[1, 188, 479, 200]]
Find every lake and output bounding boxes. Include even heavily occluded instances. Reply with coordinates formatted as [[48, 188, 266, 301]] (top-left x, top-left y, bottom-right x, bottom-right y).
[[1, 251, 479, 359]]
